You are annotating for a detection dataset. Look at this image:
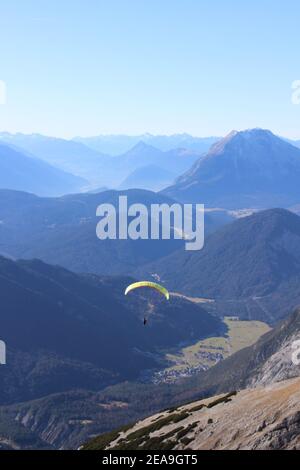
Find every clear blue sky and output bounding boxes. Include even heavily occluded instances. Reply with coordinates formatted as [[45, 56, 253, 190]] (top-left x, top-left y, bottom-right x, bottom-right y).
[[0, 0, 299, 138]]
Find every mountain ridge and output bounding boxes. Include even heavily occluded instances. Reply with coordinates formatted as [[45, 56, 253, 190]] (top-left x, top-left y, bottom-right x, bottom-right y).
[[0, 141, 86, 196], [0, 133, 201, 188], [163, 129, 300, 209]]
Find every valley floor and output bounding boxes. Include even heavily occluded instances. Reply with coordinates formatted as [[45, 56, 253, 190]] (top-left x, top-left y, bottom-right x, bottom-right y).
[[151, 315, 270, 383]]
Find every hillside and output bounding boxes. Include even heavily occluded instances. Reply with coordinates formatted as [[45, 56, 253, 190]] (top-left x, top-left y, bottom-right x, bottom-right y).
[[0, 255, 224, 405], [0, 189, 231, 276], [0, 189, 185, 275], [83, 378, 300, 450], [0, 132, 110, 187], [163, 129, 300, 209], [140, 208, 300, 322], [0, 142, 86, 196]]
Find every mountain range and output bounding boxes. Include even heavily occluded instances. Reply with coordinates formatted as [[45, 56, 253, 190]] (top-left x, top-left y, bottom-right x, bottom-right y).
[[74, 134, 220, 155], [2, 129, 300, 202], [0, 133, 202, 191], [163, 129, 300, 209], [2, 191, 300, 324], [0, 142, 86, 196]]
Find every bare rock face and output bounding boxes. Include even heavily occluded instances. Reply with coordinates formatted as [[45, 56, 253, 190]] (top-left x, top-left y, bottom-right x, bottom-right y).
[[247, 332, 300, 388], [83, 378, 300, 450], [257, 411, 300, 450]]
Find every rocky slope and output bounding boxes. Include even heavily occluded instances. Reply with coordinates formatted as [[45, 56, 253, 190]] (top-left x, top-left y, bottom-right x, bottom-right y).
[[83, 378, 300, 450]]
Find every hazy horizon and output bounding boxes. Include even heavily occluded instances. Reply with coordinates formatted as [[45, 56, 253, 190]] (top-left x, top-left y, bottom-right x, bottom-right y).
[[0, 0, 300, 139], [0, 128, 298, 143]]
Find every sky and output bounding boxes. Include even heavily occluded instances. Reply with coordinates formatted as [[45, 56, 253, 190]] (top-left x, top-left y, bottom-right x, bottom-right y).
[[0, 0, 299, 139]]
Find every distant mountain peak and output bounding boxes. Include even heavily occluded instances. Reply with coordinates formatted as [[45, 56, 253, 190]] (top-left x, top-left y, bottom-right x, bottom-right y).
[[163, 128, 300, 208], [207, 128, 278, 156], [127, 140, 160, 153]]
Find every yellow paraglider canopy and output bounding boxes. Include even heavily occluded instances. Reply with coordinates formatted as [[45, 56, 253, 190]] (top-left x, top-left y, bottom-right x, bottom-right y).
[[124, 281, 170, 300]]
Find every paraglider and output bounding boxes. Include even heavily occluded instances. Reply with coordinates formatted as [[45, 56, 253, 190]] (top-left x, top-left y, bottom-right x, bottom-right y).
[[124, 281, 170, 300], [124, 281, 170, 325]]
